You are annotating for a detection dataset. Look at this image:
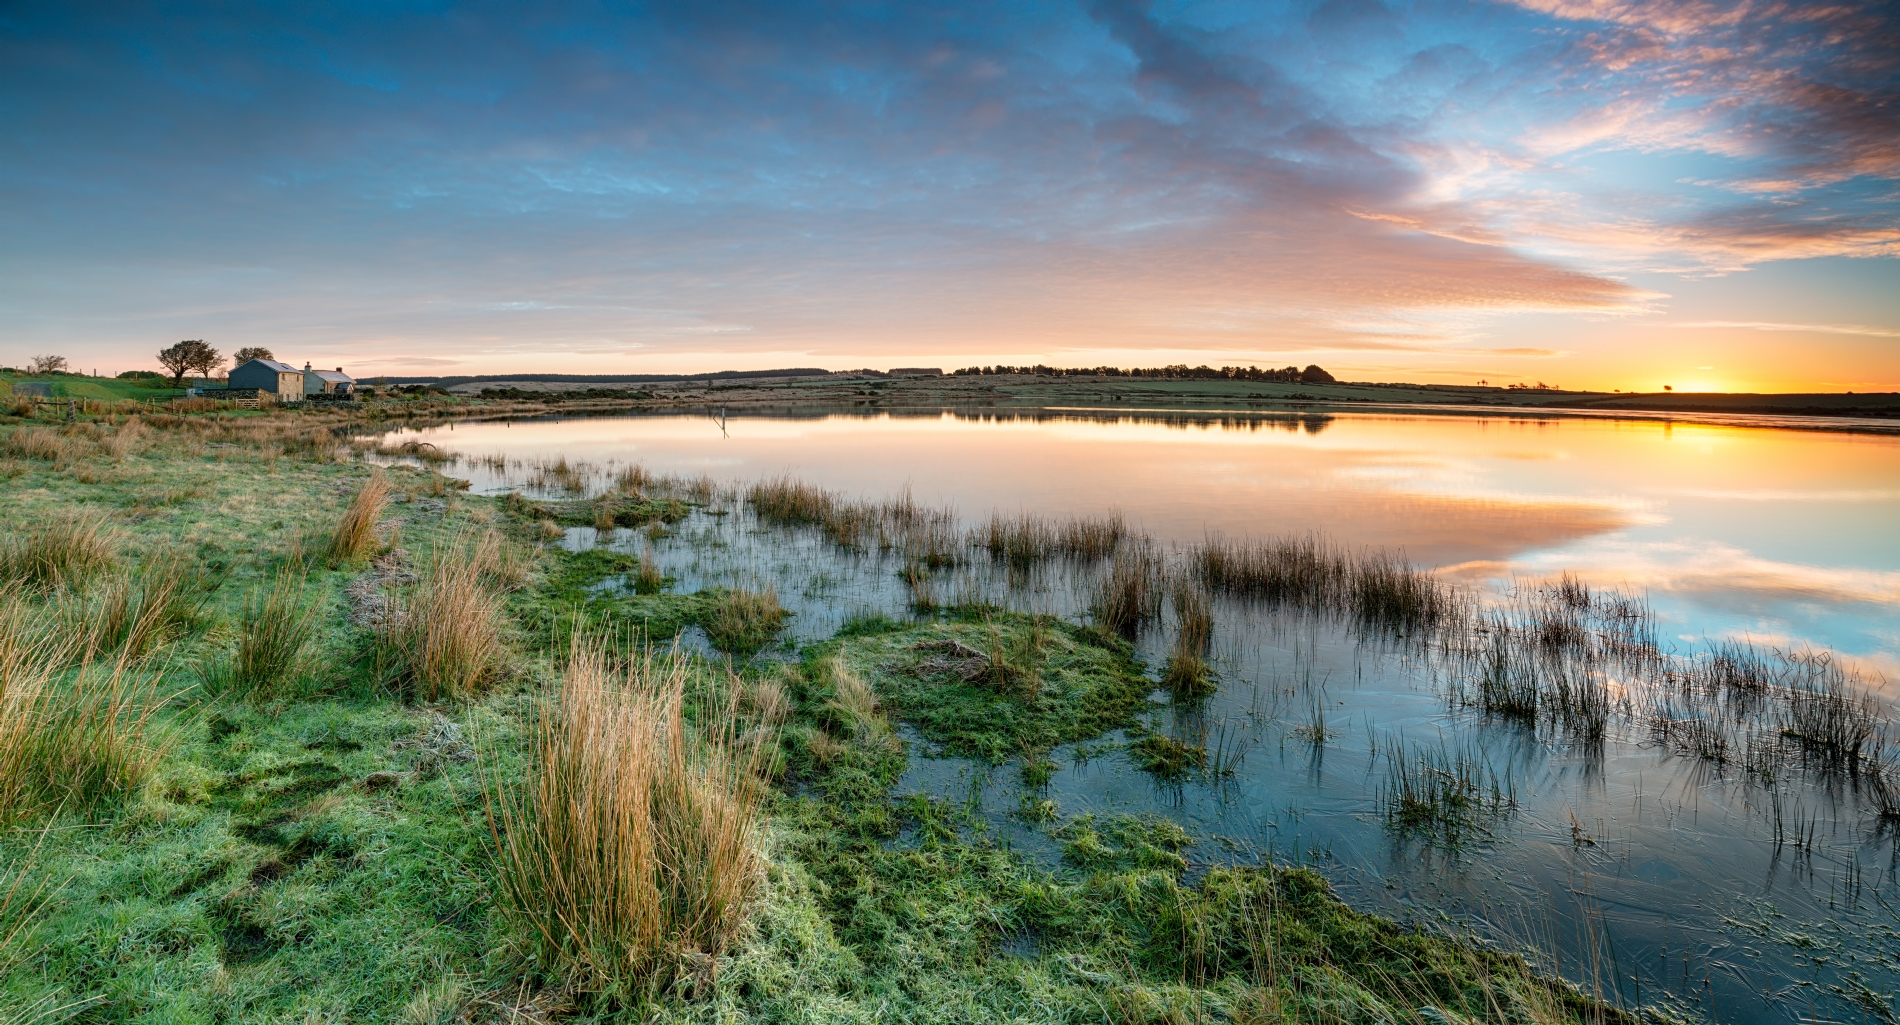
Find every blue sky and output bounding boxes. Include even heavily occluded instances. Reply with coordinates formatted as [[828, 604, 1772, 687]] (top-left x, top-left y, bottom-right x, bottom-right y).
[[2, 0, 1896, 388]]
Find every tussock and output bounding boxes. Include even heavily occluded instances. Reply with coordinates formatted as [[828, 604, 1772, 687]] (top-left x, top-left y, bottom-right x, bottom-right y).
[[0, 600, 173, 822], [389, 533, 508, 701], [0, 513, 115, 591], [699, 586, 788, 656], [210, 570, 318, 701], [485, 641, 774, 1001], [1095, 546, 1163, 636], [328, 472, 391, 563], [70, 553, 202, 661]]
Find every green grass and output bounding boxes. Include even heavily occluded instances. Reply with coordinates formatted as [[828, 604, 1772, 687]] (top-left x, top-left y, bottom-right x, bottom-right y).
[[0, 410, 1628, 1024], [812, 611, 1155, 764]]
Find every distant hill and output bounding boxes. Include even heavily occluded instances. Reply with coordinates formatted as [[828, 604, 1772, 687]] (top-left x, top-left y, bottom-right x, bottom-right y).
[[371, 368, 832, 388]]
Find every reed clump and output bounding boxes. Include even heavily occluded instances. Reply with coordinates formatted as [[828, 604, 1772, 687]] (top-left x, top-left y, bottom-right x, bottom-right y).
[[699, 587, 788, 656], [1095, 546, 1164, 636], [485, 642, 774, 1003], [1195, 535, 1453, 631], [0, 513, 115, 591], [0, 602, 174, 822], [390, 535, 508, 701], [69, 554, 203, 662], [209, 570, 318, 701], [328, 472, 391, 564]]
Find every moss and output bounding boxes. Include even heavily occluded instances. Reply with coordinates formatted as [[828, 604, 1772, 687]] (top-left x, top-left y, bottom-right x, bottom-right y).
[[818, 613, 1157, 764]]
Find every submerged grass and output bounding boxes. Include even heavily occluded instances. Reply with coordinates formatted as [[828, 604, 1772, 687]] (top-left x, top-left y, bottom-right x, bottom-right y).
[[1382, 740, 1517, 843]]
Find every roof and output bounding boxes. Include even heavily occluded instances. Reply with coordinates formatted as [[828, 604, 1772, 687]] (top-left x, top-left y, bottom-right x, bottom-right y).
[[238, 358, 301, 373], [308, 369, 354, 383]]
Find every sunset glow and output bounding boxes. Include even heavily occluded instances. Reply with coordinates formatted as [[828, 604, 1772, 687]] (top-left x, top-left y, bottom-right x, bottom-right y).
[[3, 1, 1897, 387]]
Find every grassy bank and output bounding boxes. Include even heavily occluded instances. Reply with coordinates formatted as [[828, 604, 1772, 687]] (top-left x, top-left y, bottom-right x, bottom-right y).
[[0, 407, 1629, 1023]]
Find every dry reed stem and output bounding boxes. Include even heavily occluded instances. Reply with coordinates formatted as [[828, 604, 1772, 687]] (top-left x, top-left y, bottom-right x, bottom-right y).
[[486, 640, 774, 1000], [329, 472, 391, 563]]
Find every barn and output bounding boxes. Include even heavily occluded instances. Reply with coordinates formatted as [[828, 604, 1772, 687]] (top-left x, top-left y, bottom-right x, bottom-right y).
[[228, 358, 307, 402]]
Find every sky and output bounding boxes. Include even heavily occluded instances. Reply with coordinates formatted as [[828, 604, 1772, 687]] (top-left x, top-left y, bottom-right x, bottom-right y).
[[2, 0, 1897, 390]]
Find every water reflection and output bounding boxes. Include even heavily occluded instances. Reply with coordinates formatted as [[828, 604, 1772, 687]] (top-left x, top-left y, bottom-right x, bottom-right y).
[[398, 407, 1900, 671], [381, 406, 1900, 1025]]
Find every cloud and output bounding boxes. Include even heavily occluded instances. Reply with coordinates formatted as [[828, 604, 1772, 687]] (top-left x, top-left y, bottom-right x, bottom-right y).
[[1676, 321, 1900, 339], [0, 0, 1889, 371]]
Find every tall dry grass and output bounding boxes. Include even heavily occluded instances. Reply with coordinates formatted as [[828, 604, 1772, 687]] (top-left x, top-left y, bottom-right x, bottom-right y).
[[208, 570, 318, 701], [0, 513, 115, 591], [390, 533, 507, 701], [328, 471, 391, 563], [0, 601, 174, 822], [485, 641, 774, 1001]]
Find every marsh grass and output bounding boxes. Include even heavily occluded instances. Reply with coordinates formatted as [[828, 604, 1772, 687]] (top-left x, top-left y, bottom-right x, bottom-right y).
[[0, 600, 175, 822], [390, 533, 508, 701], [208, 569, 319, 701], [1382, 741, 1516, 842], [634, 545, 666, 594], [698, 586, 788, 656], [328, 472, 391, 564], [0, 826, 60, 973], [1095, 546, 1163, 636], [484, 641, 774, 1004], [1195, 534, 1453, 631], [0, 513, 115, 591], [1161, 650, 1215, 698], [69, 554, 204, 662]]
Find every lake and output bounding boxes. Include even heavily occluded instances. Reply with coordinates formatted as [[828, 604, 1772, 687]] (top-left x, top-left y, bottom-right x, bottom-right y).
[[389, 405, 1900, 1025]]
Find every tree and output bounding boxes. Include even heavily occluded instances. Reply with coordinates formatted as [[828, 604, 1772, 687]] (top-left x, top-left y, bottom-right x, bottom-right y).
[[232, 346, 274, 365], [28, 354, 68, 376], [157, 340, 220, 387]]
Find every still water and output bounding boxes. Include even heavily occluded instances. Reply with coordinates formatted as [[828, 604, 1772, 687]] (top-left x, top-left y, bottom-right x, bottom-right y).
[[393, 407, 1900, 1024]]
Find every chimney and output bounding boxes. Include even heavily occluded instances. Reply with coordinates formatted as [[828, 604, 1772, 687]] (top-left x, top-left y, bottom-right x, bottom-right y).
[[336, 368, 343, 373], [304, 362, 311, 371]]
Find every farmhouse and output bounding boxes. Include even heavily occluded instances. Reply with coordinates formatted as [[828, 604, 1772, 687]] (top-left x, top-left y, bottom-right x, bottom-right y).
[[303, 363, 355, 398], [227, 358, 307, 403]]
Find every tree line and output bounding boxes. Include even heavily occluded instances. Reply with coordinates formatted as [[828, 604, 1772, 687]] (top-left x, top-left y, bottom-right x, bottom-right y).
[[952, 363, 1337, 384], [155, 342, 274, 386]]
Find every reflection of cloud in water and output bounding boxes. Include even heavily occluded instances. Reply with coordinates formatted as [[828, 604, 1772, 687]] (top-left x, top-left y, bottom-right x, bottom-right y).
[[1255, 492, 1631, 566], [1445, 542, 1900, 681], [1479, 542, 1900, 611]]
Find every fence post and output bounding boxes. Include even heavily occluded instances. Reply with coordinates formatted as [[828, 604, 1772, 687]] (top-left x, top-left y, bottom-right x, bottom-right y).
[[67, 399, 76, 424]]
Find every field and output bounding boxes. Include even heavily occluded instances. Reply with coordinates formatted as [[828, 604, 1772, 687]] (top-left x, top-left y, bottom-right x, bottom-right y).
[[0, 400, 1639, 1023]]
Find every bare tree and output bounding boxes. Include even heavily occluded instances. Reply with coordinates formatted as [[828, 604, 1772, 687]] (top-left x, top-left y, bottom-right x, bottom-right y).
[[28, 354, 68, 375], [157, 340, 219, 387], [232, 346, 274, 364]]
